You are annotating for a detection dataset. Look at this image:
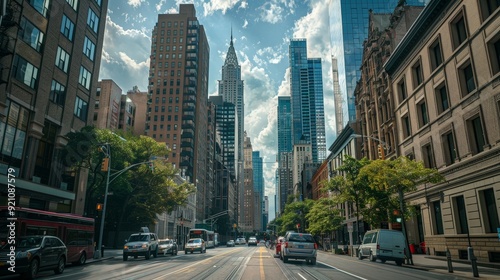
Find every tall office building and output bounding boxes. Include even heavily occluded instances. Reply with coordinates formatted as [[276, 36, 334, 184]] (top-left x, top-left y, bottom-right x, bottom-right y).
[[252, 151, 263, 230], [218, 31, 244, 222], [289, 39, 327, 164], [126, 86, 148, 136], [242, 131, 254, 232], [146, 4, 210, 221], [328, 0, 428, 124], [276, 96, 293, 216], [0, 0, 108, 215], [277, 96, 293, 154]]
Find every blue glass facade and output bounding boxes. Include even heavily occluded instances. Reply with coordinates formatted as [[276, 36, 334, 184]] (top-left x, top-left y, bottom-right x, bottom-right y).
[[277, 96, 293, 154], [329, 0, 428, 123], [288, 39, 327, 163]]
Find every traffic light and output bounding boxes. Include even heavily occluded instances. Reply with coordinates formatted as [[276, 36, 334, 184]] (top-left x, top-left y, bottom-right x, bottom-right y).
[[96, 203, 103, 211], [101, 157, 109, 172], [378, 144, 385, 160], [296, 223, 300, 229]]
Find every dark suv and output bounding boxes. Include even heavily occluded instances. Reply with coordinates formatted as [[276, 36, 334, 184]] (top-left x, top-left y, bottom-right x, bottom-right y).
[[0, 235, 67, 279], [281, 232, 317, 265]]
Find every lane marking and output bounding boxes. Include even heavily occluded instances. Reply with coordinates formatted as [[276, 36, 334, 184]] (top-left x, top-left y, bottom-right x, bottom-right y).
[[318, 261, 368, 280], [259, 246, 265, 279], [297, 272, 307, 280]]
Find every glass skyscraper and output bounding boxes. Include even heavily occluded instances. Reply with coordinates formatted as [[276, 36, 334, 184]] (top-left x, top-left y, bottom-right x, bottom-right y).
[[329, 0, 428, 123], [289, 39, 327, 164], [277, 96, 293, 154]]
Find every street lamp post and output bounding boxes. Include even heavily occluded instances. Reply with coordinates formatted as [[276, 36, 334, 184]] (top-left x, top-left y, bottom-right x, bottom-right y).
[[97, 143, 111, 259]]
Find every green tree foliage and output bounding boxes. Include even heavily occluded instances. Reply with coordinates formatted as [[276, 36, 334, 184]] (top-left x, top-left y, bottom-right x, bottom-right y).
[[275, 199, 313, 235], [62, 127, 195, 239], [306, 198, 343, 236]]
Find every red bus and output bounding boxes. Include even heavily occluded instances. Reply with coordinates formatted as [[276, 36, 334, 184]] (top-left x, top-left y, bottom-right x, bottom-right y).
[[0, 207, 94, 265]]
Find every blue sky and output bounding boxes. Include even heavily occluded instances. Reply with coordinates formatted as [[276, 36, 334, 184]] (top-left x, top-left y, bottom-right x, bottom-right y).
[[99, 0, 337, 221]]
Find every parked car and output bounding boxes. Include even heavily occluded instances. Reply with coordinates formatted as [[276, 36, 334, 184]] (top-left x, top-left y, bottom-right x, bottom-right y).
[[158, 239, 178, 256], [185, 238, 206, 254], [248, 237, 258, 246], [235, 237, 246, 245], [281, 232, 317, 265], [0, 235, 67, 279], [123, 231, 159, 261], [226, 240, 235, 247], [357, 229, 406, 266]]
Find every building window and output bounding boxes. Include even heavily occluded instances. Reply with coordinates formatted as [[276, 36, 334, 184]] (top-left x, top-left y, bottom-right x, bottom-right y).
[[487, 36, 500, 76], [442, 131, 456, 166], [397, 78, 407, 104], [401, 114, 411, 139], [412, 61, 423, 89], [479, 188, 500, 233], [429, 39, 443, 71], [466, 115, 486, 155], [55, 47, 70, 73], [33, 121, 58, 184], [435, 83, 449, 114], [28, 0, 49, 17], [0, 102, 29, 164], [451, 13, 467, 49], [19, 17, 44, 52], [61, 15, 75, 41], [49, 80, 66, 106], [12, 55, 38, 89], [417, 100, 428, 127], [79, 66, 91, 90], [66, 0, 78, 10], [478, 0, 499, 22], [87, 8, 99, 33], [453, 196, 468, 234], [95, 0, 101, 6], [83, 37, 96, 61], [459, 62, 476, 96], [74, 97, 88, 121], [421, 143, 435, 168], [432, 201, 444, 235]]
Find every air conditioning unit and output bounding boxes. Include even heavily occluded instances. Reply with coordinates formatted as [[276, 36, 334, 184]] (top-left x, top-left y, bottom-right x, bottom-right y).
[[60, 182, 68, 191]]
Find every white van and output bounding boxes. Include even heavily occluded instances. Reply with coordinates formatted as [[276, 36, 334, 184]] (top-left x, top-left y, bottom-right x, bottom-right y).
[[357, 229, 406, 266]]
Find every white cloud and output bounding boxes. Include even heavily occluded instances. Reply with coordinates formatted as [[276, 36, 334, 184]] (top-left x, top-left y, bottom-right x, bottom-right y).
[[242, 19, 248, 28], [203, 0, 242, 16], [155, 0, 166, 12], [127, 0, 145, 8], [239, 1, 248, 9], [277, 67, 290, 96], [257, 0, 296, 24]]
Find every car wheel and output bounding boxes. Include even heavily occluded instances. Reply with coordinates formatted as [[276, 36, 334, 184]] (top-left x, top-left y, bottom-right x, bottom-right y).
[[396, 260, 403, 266], [358, 251, 364, 260], [22, 258, 39, 279], [381, 259, 386, 263], [54, 256, 65, 274], [145, 249, 151, 260], [311, 258, 316, 265], [153, 247, 158, 258], [369, 252, 376, 262], [283, 256, 288, 263], [172, 249, 176, 256], [78, 252, 87, 265], [185, 251, 188, 254], [123, 254, 128, 261]]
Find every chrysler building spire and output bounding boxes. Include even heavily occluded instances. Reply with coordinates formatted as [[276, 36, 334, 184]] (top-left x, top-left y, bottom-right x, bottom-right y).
[[225, 28, 238, 66]]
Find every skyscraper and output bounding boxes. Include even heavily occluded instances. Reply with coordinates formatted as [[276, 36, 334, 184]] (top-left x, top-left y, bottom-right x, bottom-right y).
[[276, 96, 293, 215], [288, 39, 327, 164], [252, 151, 264, 230], [146, 4, 210, 221], [0, 0, 108, 215], [329, 0, 428, 124], [277, 96, 293, 154]]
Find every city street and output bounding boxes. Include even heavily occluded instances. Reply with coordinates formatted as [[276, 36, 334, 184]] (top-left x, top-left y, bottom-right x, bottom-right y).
[[3, 244, 498, 280]]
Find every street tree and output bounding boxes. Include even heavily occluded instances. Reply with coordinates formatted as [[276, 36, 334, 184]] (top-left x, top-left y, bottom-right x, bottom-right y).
[[306, 197, 343, 238], [275, 198, 313, 235], [324, 155, 371, 243]]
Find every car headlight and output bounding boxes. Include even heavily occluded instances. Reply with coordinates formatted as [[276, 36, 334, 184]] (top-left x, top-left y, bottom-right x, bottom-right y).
[[142, 244, 148, 248]]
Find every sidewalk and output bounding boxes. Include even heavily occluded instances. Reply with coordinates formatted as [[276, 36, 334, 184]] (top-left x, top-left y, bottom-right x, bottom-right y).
[[409, 254, 500, 280], [85, 249, 122, 264]]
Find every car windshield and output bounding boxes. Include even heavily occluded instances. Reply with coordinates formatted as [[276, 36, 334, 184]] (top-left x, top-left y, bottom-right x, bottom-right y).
[[288, 234, 314, 243], [159, 240, 171, 245], [128, 234, 149, 242], [17, 237, 43, 248], [188, 239, 201, 244]]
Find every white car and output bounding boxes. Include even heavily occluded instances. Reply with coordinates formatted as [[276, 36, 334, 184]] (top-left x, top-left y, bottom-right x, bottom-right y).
[[235, 238, 246, 245]]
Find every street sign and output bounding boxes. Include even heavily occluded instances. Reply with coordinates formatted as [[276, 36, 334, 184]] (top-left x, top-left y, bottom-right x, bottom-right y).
[[347, 222, 353, 232]]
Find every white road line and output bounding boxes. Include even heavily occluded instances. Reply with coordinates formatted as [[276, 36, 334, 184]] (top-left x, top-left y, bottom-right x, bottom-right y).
[[297, 272, 308, 280], [318, 261, 369, 280]]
